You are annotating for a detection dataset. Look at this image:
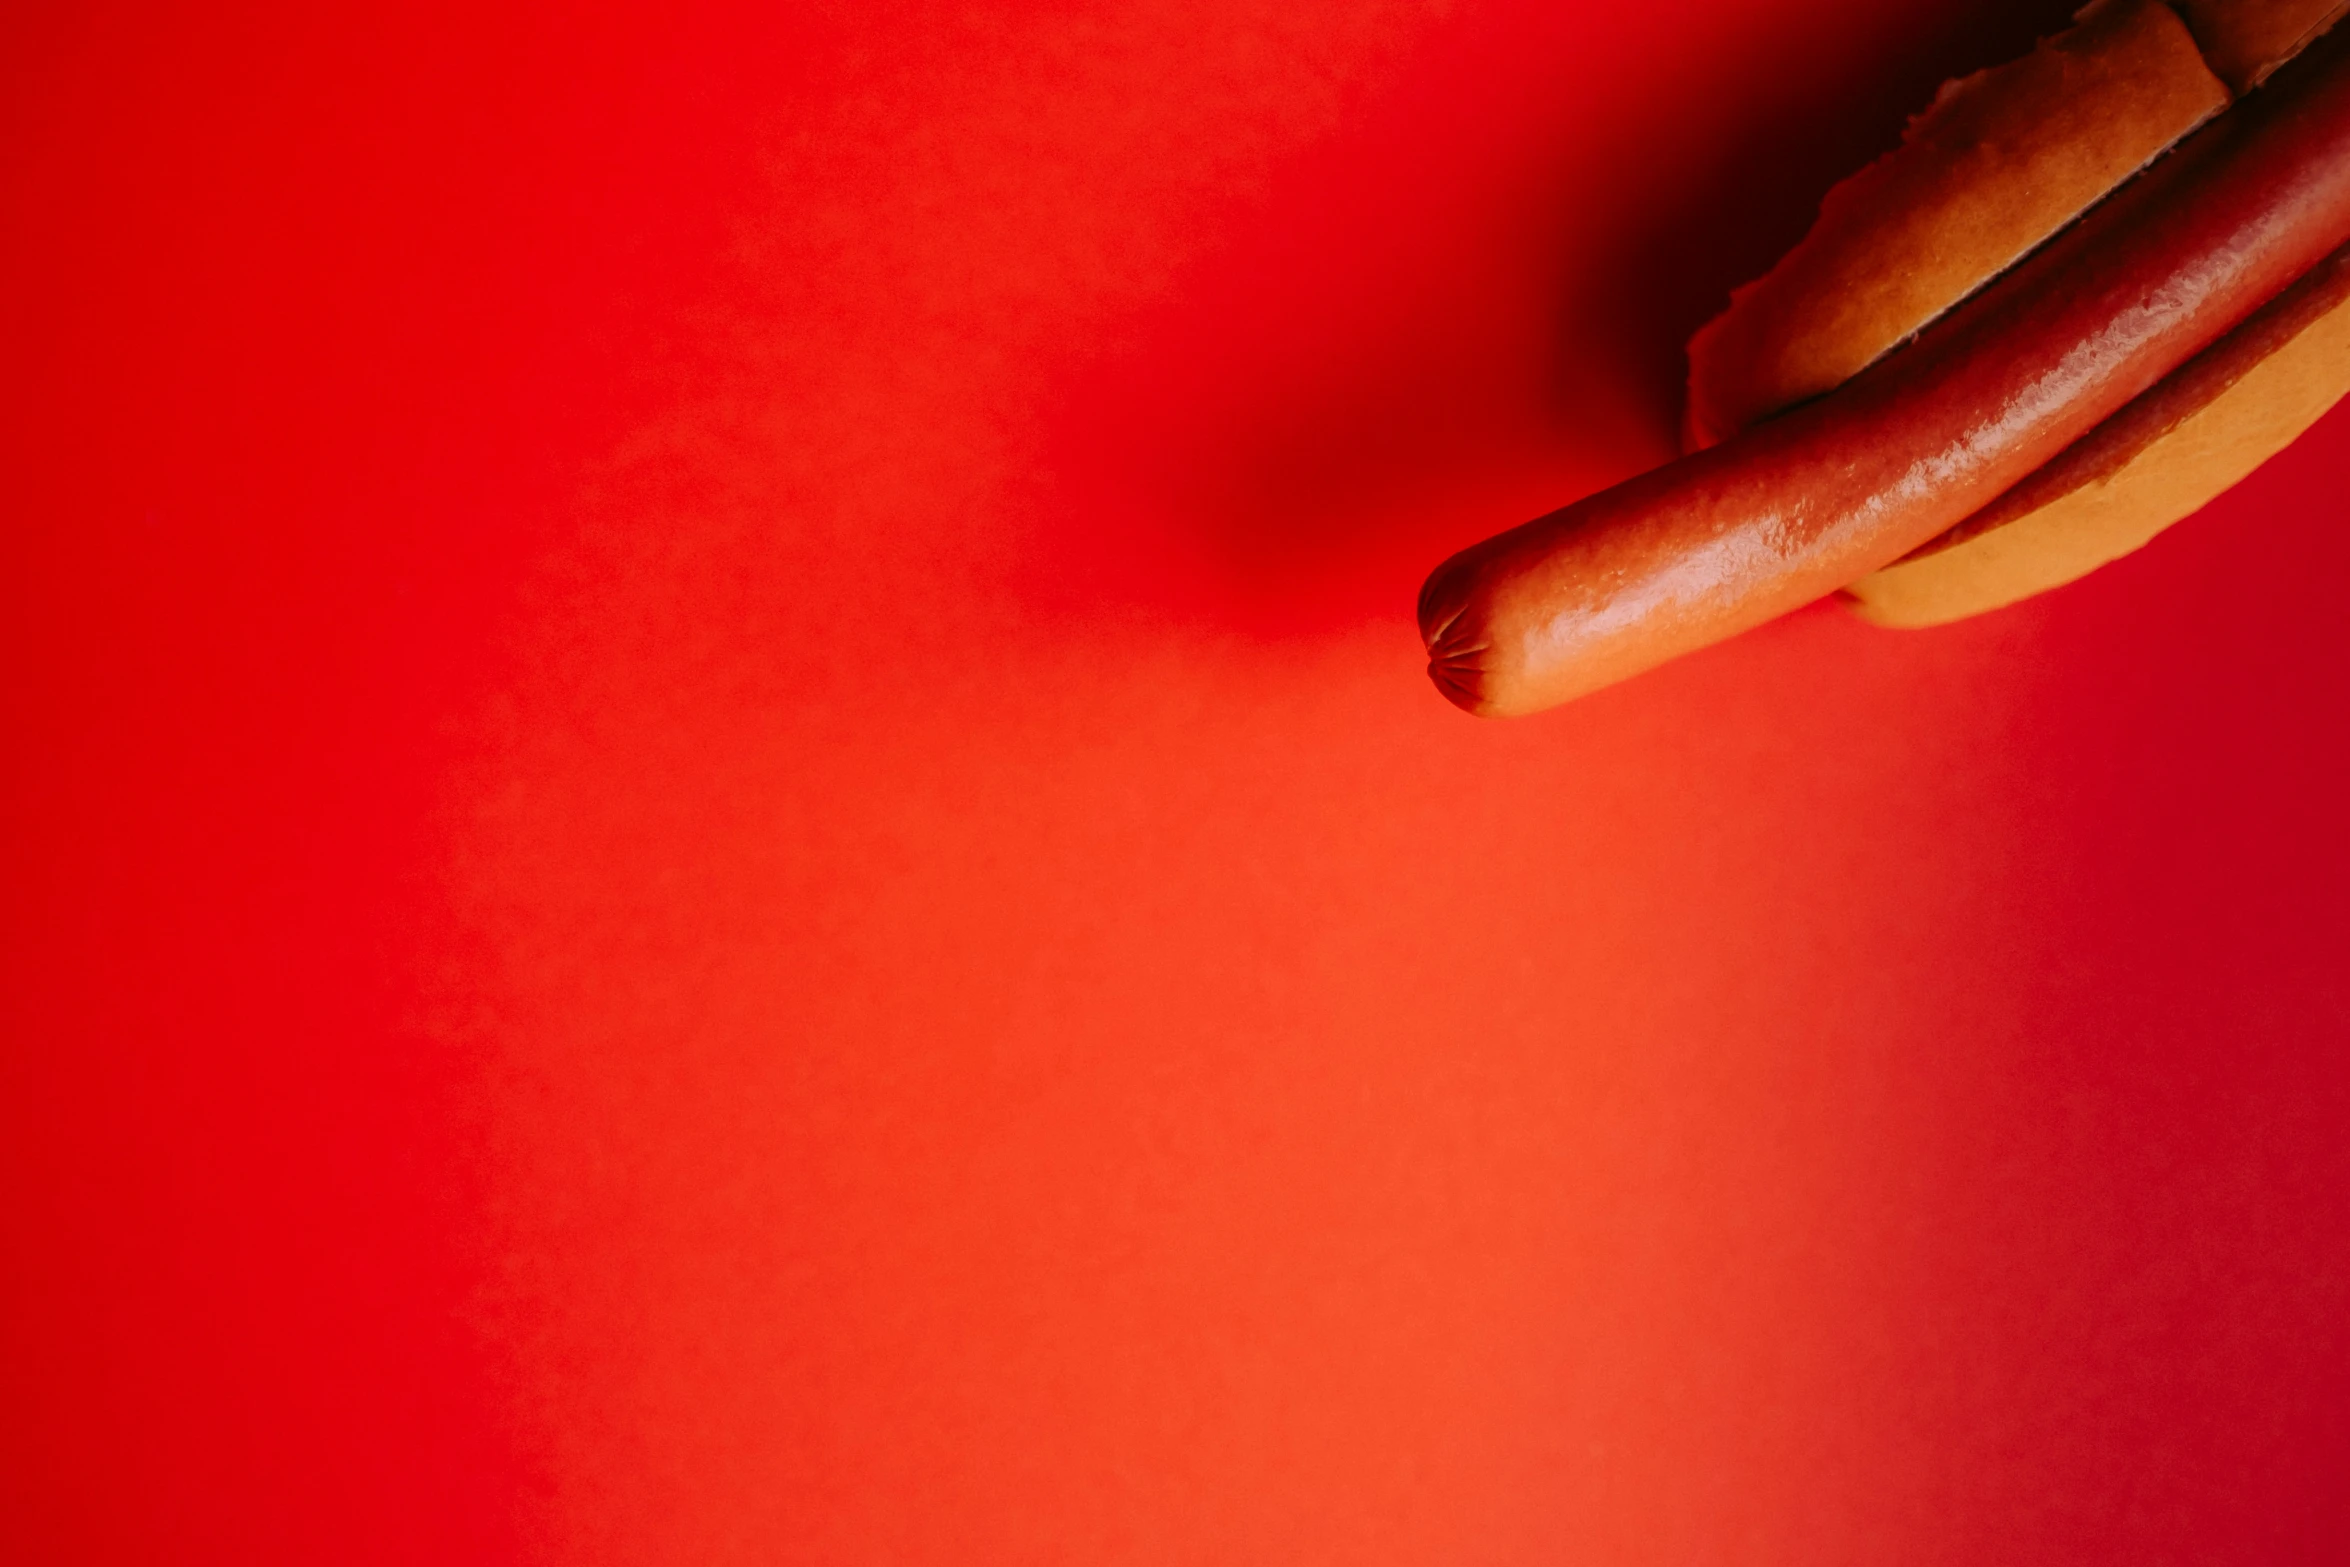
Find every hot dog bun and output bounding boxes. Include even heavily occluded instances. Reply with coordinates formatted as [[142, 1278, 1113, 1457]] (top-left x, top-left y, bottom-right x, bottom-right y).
[[1682, 1, 2227, 451], [1846, 239, 2350, 626]]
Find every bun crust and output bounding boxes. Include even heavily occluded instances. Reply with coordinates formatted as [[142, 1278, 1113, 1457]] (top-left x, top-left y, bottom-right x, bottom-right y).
[[1844, 241, 2350, 626], [1682, 1, 2227, 450]]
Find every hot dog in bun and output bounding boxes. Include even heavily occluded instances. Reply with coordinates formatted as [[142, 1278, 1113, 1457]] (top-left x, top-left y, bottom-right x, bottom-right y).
[[1419, 0, 2350, 712]]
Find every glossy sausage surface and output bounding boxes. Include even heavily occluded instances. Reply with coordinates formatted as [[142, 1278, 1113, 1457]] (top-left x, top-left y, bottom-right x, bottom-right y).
[[1419, 25, 2350, 716]]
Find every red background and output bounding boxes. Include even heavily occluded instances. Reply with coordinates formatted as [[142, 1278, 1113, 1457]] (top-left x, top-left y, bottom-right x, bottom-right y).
[[7, 1, 2349, 1561]]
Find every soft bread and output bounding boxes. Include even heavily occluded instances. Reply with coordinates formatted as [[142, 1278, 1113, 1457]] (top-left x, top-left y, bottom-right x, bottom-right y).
[[2178, 0, 2350, 89], [1844, 242, 2350, 626], [1681, 0, 2227, 450]]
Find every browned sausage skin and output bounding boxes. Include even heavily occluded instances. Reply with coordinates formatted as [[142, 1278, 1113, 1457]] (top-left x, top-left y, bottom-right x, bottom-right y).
[[1419, 26, 2350, 717]]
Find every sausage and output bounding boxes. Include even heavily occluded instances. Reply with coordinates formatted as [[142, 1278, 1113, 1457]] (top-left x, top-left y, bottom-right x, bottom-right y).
[[1683, 0, 2227, 451], [1844, 237, 2350, 627], [1418, 24, 2350, 717]]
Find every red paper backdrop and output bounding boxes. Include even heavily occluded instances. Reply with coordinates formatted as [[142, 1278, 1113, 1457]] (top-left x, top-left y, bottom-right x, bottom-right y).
[[7, 1, 2349, 1562]]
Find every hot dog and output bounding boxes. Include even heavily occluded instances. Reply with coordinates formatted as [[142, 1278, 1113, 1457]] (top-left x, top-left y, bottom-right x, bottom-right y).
[[1847, 235, 2350, 626], [1828, 0, 2350, 625], [1683, 0, 2229, 453], [1421, 4, 2350, 716]]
